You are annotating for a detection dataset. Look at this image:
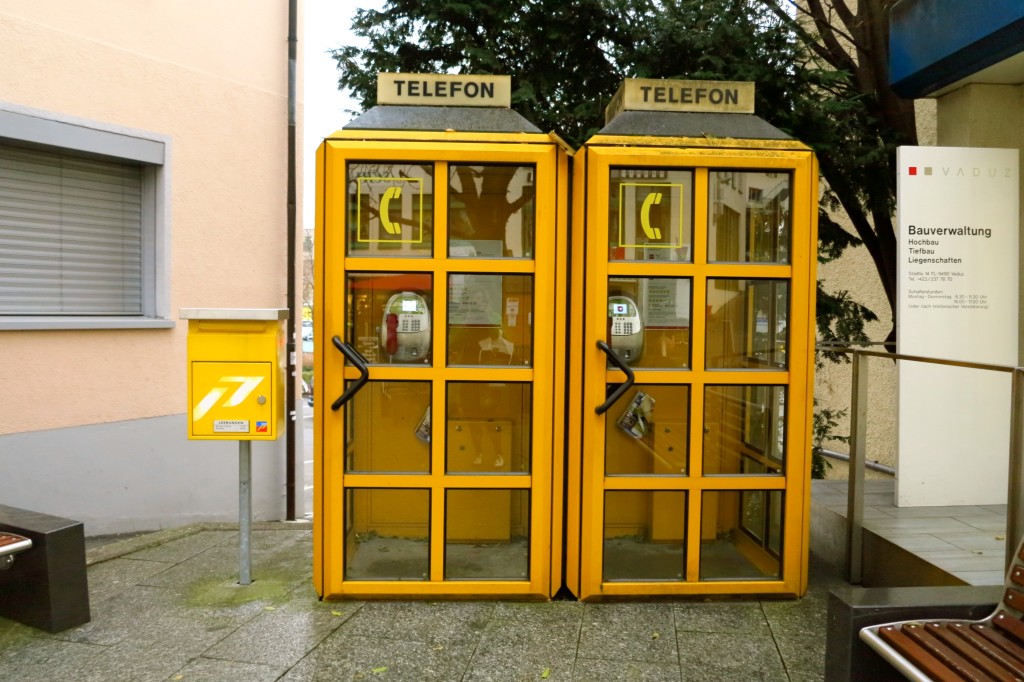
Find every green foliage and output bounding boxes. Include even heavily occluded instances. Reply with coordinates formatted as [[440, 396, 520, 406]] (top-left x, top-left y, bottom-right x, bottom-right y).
[[811, 400, 849, 479], [332, 0, 625, 146], [331, 0, 909, 342]]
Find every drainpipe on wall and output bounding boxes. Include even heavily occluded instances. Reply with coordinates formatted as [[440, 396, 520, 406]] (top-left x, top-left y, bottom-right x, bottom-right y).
[[285, 0, 298, 520]]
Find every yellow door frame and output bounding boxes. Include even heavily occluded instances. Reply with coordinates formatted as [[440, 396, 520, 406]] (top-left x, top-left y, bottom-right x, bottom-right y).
[[314, 132, 570, 599], [568, 138, 818, 600]]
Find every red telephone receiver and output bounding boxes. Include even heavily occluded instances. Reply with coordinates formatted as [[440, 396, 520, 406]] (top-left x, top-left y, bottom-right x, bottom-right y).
[[385, 313, 399, 355]]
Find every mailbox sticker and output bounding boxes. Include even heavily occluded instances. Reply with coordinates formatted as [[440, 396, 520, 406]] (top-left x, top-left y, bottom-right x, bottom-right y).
[[214, 420, 250, 433]]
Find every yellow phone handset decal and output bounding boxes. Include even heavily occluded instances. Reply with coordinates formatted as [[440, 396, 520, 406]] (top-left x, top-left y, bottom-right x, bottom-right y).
[[640, 192, 663, 241], [380, 186, 402, 235]]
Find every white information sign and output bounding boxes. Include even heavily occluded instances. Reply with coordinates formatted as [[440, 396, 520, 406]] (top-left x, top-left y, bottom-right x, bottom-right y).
[[897, 146, 1019, 507]]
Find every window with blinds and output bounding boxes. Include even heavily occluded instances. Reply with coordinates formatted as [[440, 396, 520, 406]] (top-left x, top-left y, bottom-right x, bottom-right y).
[[0, 143, 144, 315]]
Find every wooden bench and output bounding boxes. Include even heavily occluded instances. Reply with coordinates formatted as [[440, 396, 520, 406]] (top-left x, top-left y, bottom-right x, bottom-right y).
[[860, 537, 1024, 681]]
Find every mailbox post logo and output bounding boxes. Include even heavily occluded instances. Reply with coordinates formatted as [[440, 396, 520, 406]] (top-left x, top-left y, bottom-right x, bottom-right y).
[[192, 376, 265, 421]]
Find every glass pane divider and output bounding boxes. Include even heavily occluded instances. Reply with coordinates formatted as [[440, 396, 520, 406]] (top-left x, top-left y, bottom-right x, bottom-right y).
[[693, 169, 709, 266], [702, 264, 791, 278], [430, 482, 445, 582], [440, 368, 534, 381], [444, 260, 536, 274], [600, 477, 785, 491], [685, 490, 702, 582], [438, 476, 533, 488], [694, 371, 789, 384]]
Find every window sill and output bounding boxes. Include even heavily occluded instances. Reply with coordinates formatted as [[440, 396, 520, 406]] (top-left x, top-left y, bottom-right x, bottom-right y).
[[0, 317, 176, 331]]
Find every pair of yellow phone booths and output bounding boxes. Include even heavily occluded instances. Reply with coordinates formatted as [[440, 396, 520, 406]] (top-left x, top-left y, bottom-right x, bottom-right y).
[[312, 74, 818, 601]]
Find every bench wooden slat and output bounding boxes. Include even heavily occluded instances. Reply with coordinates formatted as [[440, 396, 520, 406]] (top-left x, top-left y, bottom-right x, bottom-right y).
[[994, 611, 1024, 644], [903, 622, 1000, 681], [927, 623, 1023, 682], [1011, 566, 1024, 588], [878, 624, 972, 682], [1005, 588, 1024, 614], [948, 622, 1024, 680], [973, 624, 1024, 668]]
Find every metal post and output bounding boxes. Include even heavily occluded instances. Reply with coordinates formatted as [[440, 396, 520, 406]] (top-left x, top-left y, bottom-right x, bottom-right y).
[[1007, 369, 1024, 572], [239, 440, 252, 585], [847, 351, 869, 584]]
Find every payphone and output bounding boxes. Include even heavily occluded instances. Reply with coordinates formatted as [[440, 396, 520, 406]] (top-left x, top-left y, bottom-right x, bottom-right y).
[[608, 295, 644, 364], [380, 291, 430, 362]]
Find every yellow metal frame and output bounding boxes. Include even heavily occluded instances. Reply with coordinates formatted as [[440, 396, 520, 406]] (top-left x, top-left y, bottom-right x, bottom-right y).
[[314, 131, 570, 599], [568, 137, 818, 600]]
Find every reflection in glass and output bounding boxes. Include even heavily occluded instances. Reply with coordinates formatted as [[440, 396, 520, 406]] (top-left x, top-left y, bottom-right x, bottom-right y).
[[344, 488, 429, 580], [448, 274, 533, 366], [708, 171, 790, 263], [346, 272, 433, 365], [445, 489, 529, 580], [605, 385, 689, 475], [700, 490, 782, 581], [347, 162, 433, 256], [448, 164, 535, 258], [607, 277, 691, 369], [706, 279, 788, 369], [446, 382, 531, 474], [608, 168, 693, 262], [604, 491, 686, 581], [703, 385, 785, 475], [345, 382, 431, 473]]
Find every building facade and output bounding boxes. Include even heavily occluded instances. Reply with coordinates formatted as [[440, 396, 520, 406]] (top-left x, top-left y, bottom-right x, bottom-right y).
[[0, 1, 301, 534]]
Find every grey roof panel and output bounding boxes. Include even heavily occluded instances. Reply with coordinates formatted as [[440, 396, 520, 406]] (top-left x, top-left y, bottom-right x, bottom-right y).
[[599, 111, 791, 140], [343, 105, 542, 134]]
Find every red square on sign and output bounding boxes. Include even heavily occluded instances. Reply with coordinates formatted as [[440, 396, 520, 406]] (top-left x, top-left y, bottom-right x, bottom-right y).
[[908, 167, 917, 175]]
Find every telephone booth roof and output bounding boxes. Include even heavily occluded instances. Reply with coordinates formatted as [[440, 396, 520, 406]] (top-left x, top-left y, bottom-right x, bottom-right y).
[[342, 104, 542, 134]]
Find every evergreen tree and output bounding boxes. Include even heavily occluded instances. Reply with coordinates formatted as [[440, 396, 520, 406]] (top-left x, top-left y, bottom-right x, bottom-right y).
[[332, 0, 907, 345]]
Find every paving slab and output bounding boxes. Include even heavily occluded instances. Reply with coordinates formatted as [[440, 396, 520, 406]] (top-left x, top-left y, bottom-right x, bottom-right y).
[[0, 523, 842, 681]]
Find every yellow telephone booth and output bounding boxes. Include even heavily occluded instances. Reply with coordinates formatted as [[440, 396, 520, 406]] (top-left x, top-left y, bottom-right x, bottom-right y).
[[313, 74, 570, 599], [566, 79, 818, 600]]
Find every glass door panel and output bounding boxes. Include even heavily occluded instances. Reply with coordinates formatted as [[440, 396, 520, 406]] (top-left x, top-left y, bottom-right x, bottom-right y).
[[446, 382, 532, 474], [706, 278, 788, 370], [603, 490, 687, 581], [699, 490, 783, 581], [347, 162, 434, 257], [445, 489, 530, 580], [347, 272, 434, 366], [605, 384, 689, 476], [448, 164, 536, 258], [344, 488, 430, 581], [345, 381, 431, 473], [607, 277, 691, 369], [707, 170, 791, 264], [607, 168, 694, 262], [447, 273, 533, 367]]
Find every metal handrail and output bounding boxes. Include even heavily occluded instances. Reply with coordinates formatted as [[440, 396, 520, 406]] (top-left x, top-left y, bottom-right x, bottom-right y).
[[819, 345, 1024, 583]]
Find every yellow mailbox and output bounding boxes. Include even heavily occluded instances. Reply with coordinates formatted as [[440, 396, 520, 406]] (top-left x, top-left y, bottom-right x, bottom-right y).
[[182, 308, 288, 440]]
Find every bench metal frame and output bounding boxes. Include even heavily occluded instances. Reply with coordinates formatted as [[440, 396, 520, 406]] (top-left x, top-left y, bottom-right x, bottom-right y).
[[0, 532, 32, 570], [860, 537, 1024, 681]]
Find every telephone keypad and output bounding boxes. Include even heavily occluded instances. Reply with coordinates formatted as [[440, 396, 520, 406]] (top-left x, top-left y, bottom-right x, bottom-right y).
[[398, 314, 422, 333]]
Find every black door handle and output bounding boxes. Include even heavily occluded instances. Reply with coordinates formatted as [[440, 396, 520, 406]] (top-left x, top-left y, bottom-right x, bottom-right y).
[[331, 335, 370, 411], [595, 340, 635, 415]]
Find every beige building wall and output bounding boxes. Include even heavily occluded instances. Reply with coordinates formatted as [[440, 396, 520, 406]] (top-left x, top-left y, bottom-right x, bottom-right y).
[[813, 100, 937, 475], [0, 1, 301, 533]]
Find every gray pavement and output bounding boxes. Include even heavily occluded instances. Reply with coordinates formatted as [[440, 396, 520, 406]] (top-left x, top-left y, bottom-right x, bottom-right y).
[[0, 524, 841, 681]]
